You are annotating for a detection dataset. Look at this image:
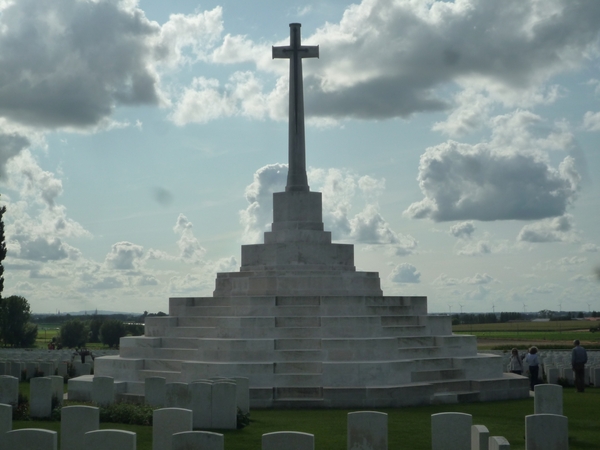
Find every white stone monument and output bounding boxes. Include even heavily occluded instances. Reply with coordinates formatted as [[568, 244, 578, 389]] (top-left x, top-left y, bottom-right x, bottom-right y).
[[347, 411, 387, 450], [152, 408, 193, 450], [93, 23, 529, 408], [262, 431, 314, 450]]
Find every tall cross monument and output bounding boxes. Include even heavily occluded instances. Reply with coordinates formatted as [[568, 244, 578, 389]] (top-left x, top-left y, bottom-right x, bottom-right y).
[[273, 23, 318, 192]]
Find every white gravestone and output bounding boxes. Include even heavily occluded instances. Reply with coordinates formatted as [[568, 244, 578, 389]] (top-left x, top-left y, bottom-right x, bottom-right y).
[[190, 381, 212, 429], [211, 381, 237, 429], [30, 377, 53, 418], [165, 382, 190, 409], [593, 367, 600, 387], [84, 430, 136, 450], [92, 376, 115, 406], [534, 384, 562, 415], [50, 376, 64, 407], [347, 411, 387, 450], [0, 362, 6, 376], [232, 377, 250, 414], [489, 436, 510, 450], [471, 425, 489, 450], [58, 362, 69, 378], [3, 428, 57, 450], [172, 431, 224, 450], [0, 375, 18, 405], [26, 362, 38, 380], [262, 431, 315, 450], [431, 412, 472, 450], [7, 361, 23, 381], [0, 403, 12, 435], [546, 367, 559, 385], [145, 377, 166, 407], [525, 414, 568, 450], [153, 408, 193, 450], [560, 368, 574, 385], [40, 362, 56, 377], [9, 362, 22, 380], [61, 405, 99, 450], [68, 376, 93, 402], [73, 362, 91, 377]]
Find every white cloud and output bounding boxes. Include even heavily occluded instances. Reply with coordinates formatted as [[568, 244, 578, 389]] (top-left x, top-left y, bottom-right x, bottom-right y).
[[173, 214, 206, 264], [405, 112, 580, 222], [432, 272, 494, 286], [580, 243, 599, 253], [104, 242, 144, 271], [449, 221, 475, 239], [517, 215, 577, 243], [582, 111, 600, 131], [389, 263, 421, 284], [458, 241, 492, 256]]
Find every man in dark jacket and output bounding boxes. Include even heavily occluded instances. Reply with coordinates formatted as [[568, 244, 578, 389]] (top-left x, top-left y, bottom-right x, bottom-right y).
[[572, 339, 588, 392]]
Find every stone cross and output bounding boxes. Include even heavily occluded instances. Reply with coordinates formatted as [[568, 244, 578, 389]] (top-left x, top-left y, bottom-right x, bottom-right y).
[[273, 23, 319, 192]]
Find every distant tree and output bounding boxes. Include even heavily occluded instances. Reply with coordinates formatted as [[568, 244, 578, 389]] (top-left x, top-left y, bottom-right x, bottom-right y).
[[100, 319, 127, 348], [577, 312, 584, 319], [0, 295, 37, 347], [60, 319, 88, 348], [89, 315, 105, 343]]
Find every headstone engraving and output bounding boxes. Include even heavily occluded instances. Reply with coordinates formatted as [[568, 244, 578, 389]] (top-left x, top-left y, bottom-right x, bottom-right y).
[[61, 405, 99, 450], [347, 411, 387, 450], [525, 414, 568, 450], [431, 412, 472, 450], [145, 377, 166, 407], [534, 384, 562, 415], [153, 408, 193, 450], [165, 382, 190, 409], [190, 381, 212, 429], [92, 376, 115, 406], [30, 377, 53, 418], [211, 381, 236, 429]]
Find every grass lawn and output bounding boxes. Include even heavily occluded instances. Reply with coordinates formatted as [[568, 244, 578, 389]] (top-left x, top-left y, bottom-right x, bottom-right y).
[[13, 388, 600, 450]]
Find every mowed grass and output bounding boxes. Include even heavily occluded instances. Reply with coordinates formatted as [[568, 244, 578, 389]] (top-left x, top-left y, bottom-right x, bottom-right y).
[[13, 389, 600, 450], [452, 320, 600, 349]]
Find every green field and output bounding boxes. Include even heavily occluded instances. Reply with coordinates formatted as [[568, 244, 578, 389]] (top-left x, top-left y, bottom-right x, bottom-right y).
[[452, 320, 600, 349], [13, 389, 600, 450]]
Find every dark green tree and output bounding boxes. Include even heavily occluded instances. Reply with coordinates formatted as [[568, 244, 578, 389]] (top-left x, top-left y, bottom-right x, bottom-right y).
[[89, 315, 105, 343], [99, 319, 127, 348], [0, 295, 37, 347], [59, 319, 88, 348]]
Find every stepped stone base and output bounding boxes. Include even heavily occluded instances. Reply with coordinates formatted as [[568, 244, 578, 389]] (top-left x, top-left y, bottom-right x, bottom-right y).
[[95, 295, 529, 408]]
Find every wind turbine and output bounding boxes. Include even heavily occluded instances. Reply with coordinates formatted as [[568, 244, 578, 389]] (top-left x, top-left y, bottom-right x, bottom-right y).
[[448, 303, 453, 314], [459, 303, 464, 314], [523, 303, 527, 313], [491, 303, 496, 314]]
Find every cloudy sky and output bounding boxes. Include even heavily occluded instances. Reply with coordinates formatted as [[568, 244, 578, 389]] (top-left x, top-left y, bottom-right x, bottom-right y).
[[1, 0, 599, 315]]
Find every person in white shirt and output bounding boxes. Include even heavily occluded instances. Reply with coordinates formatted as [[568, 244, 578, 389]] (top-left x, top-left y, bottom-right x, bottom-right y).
[[523, 346, 539, 391]]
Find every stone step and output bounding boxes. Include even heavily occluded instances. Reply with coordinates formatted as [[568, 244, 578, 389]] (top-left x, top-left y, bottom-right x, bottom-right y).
[[275, 316, 320, 328], [397, 336, 436, 347], [274, 362, 322, 374], [274, 338, 322, 350], [381, 316, 420, 326], [160, 337, 200, 349], [274, 386, 323, 399], [431, 391, 480, 404], [274, 374, 323, 387], [138, 370, 181, 383], [272, 398, 326, 409], [276, 350, 325, 362], [179, 317, 275, 327], [152, 348, 198, 360], [144, 359, 183, 372], [397, 347, 443, 359], [411, 369, 464, 382], [276, 296, 320, 306]]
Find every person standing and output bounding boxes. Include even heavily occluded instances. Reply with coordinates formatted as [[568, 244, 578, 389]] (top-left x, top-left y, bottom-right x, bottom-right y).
[[572, 339, 588, 392], [523, 346, 540, 391], [508, 348, 524, 375]]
